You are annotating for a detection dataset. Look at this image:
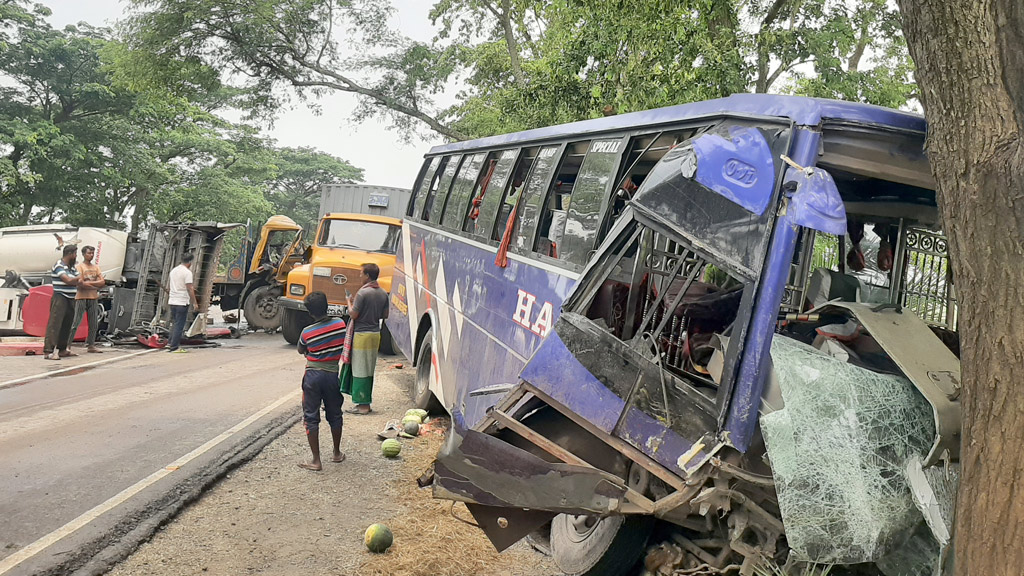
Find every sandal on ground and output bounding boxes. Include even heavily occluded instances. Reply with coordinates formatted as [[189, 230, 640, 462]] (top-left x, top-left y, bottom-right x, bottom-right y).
[[377, 420, 401, 440], [345, 407, 372, 415]]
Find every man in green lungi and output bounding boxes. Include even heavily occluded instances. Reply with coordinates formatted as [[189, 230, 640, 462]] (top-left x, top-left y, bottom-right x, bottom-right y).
[[341, 263, 390, 415]]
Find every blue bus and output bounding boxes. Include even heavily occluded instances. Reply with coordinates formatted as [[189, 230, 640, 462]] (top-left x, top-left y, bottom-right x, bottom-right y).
[[386, 94, 960, 575]]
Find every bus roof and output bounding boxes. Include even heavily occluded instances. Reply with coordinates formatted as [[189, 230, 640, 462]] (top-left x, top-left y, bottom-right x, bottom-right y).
[[428, 94, 925, 155]]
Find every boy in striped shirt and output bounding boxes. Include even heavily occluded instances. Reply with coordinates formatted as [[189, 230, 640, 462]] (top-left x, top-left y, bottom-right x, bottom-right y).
[[296, 291, 347, 471]]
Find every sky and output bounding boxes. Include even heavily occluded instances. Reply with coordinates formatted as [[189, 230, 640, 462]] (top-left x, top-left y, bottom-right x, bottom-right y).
[[38, 0, 447, 190]]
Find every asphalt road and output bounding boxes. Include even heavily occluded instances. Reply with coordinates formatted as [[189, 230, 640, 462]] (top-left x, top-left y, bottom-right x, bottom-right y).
[[0, 333, 305, 576]]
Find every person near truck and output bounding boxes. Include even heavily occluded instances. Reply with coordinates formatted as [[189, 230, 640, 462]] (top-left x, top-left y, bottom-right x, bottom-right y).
[[167, 253, 197, 353], [44, 245, 81, 360], [340, 263, 389, 415], [70, 245, 106, 353], [296, 291, 347, 471]]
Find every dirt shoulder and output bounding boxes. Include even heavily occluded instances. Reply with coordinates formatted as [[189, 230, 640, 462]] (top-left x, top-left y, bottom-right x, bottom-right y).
[[107, 357, 558, 576]]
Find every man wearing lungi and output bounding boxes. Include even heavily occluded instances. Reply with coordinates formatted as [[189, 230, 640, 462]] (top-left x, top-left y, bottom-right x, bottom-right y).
[[341, 263, 390, 415]]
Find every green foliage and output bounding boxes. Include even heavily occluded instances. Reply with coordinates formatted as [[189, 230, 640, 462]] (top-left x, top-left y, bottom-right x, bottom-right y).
[[264, 146, 364, 231], [120, 0, 916, 141], [437, 0, 916, 137], [0, 1, 363, 236]]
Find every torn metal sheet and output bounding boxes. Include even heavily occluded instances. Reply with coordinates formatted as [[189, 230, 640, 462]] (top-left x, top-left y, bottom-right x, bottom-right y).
[[816, 302, 961, 465], [906, 455, 958, 547], [433, 422, 628, 515], [464, 504, 556, 553]]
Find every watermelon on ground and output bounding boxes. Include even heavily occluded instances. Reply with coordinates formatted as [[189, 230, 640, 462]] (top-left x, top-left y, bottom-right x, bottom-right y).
[[381, 438, 401, 458], [364, 523, 393, 553]]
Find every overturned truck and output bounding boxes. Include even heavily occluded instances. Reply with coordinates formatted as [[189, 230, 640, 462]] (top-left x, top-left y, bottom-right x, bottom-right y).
[[422, 100, 960, 575]]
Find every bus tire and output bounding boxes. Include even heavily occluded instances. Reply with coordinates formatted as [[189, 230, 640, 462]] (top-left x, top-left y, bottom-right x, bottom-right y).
[[549, 513, 653, 576], [281, 308, 312, 345], [414, 330, 443, 412], [379, 322, 396, 355]]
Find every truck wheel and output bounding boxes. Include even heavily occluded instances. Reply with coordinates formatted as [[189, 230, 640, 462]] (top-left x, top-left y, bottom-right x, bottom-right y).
[[379, 322, 397, 355], [414, 330, 443, 412], [281, 308, 312, 345], [549, 513, 654, 576], [243, 285, 284, 331]]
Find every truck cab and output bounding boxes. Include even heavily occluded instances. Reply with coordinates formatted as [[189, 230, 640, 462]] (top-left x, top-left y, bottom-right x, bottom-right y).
[[278, 213, 401, 350]]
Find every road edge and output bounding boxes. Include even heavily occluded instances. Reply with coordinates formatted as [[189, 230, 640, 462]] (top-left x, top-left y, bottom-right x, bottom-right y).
[[35, 408, 301, 576]]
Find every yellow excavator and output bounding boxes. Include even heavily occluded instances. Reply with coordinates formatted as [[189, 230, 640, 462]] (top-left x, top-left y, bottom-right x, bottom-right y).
[[214, 215, 306, 331]]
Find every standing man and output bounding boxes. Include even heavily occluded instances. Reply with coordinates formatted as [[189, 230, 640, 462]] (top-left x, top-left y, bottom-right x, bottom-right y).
[[340, 263, 389, 415], [71, 245, 105, 353], [296, 291, 347, 471], [166, 253, 197, 353], [44, 245, 80, 360]]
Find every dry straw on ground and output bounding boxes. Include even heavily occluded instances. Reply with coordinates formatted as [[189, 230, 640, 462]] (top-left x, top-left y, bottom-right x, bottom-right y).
[[360, 418, 555, 576]]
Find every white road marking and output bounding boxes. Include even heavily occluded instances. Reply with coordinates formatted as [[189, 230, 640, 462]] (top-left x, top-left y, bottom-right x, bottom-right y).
[[0, 388, 300, 574], [0, 348, 160, 389]]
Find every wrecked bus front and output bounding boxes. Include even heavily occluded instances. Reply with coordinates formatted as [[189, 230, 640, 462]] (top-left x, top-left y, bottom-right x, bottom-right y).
[[432, 105, 960, 575]]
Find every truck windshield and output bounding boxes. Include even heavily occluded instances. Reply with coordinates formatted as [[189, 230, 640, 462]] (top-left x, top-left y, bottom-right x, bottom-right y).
[[318, 220, 400, 254]]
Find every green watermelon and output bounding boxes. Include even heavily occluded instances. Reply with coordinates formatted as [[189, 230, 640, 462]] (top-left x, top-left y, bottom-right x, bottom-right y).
[[405, 408, 428, 420], [403, 420, 420, 436], [364, 523, 393, 553], [381, 438, 402, 458], [401, 414, 422, 426]]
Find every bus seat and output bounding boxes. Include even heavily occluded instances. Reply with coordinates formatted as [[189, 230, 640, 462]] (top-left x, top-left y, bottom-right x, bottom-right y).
[[804, 268, 862, 310]]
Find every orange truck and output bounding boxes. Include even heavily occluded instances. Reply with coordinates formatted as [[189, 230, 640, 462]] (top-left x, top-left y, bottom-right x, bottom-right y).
[[278, 212, 402, 353]]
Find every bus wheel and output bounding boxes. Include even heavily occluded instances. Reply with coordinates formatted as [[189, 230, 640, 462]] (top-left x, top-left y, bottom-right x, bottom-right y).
[[281, 308, 311, 345], [243, 285, 283, 331], [379, 322, 397, 355], [550, 512, 653, 576], [414, 330, 442, 412]]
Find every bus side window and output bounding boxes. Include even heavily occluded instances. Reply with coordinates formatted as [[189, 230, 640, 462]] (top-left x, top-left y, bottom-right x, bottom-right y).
[[425, 155, 462, 224], [464, 149, 517, 239], [441, 153, 486, 232], [492, 147, 540, 242], [532, 141, 592, 260], [419, 156, 450, 220], [515, 144, 566, 254], [597, 128, 707, 238], [409, 157, 439, 218], [558, 138, 627, 265]]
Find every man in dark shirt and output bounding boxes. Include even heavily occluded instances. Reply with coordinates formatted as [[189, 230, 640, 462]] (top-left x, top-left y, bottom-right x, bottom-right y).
[[44, 245, 81, 360], [340, 263, 390, 415], [296, 291, 347, 471]]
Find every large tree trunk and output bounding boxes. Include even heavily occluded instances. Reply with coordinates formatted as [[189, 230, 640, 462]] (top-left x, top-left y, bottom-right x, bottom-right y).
[[895, 1, 1024, 574]]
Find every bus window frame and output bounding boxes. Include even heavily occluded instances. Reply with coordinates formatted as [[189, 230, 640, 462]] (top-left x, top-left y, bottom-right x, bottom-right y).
[[464, 148, 520, 242], [427, 154, 464, 225], [514, 143, 567, 256], [441, 152, 487, 232], [557, 135, 630, 266], [409, 157, 438, 218]]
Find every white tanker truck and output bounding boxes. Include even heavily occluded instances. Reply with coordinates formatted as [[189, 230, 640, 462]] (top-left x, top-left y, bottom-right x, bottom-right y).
[[0, 222, 235, 340], [0, 225, 130, 332]]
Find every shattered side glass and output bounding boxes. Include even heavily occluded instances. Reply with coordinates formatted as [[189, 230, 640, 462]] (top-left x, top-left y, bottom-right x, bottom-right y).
[[760, 336, 936, 563]]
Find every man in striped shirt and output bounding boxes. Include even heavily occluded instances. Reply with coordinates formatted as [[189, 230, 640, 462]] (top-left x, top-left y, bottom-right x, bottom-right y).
[[44, 245, 82, 360], [296, 291, 347, 471]]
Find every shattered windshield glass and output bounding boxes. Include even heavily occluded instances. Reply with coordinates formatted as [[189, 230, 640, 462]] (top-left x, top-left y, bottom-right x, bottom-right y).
[[632, 123, 791, 278]]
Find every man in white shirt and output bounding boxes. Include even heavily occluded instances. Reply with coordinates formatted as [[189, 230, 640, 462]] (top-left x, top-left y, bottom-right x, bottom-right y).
[[167, 253, 198, 353]]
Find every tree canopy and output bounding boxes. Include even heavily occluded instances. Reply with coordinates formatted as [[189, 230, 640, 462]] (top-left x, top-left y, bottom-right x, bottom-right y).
[[123, 0, 916, 140], [0, 1, 363, 233]]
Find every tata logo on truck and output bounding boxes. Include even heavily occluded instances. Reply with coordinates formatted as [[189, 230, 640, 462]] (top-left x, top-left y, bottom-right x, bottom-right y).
[[512, 289, 554, 337]]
